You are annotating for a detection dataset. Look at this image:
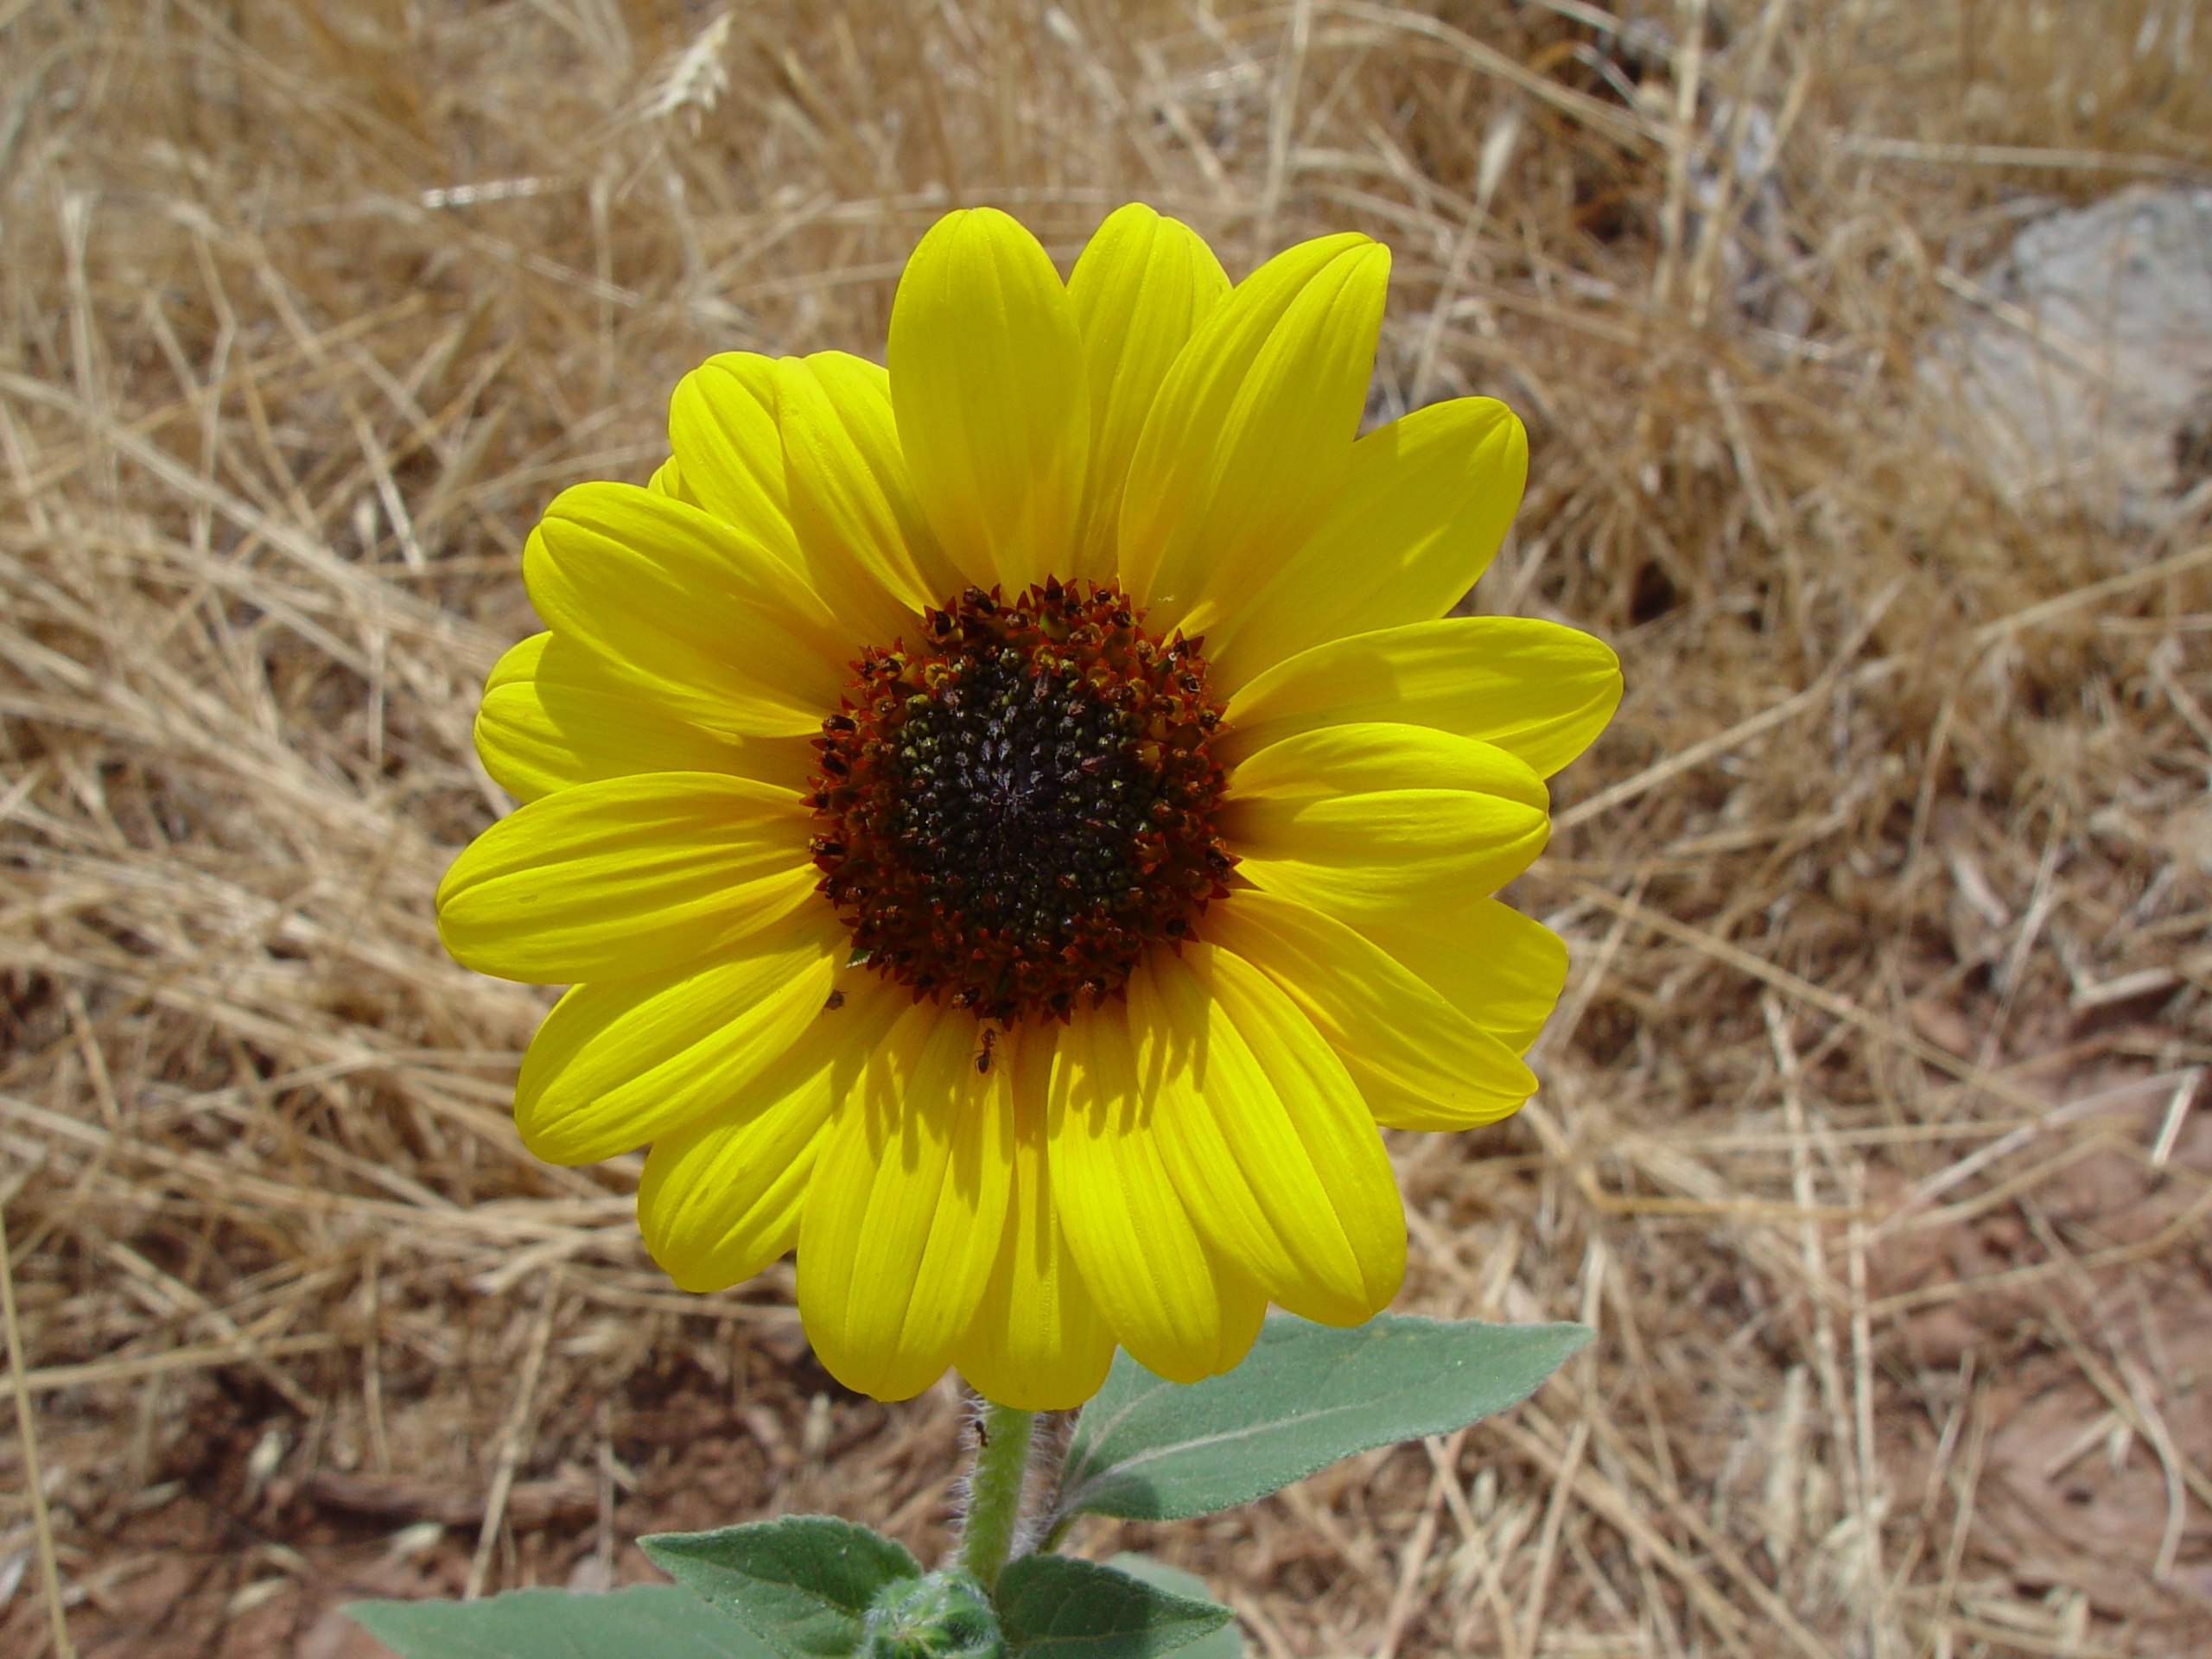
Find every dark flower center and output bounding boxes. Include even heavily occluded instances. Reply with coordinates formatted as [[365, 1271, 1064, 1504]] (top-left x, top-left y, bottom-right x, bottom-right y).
[[807, 577, 1234, 1025]]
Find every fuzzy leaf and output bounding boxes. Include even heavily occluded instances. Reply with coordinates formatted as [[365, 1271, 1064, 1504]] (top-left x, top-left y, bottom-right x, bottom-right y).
[[995, 1554, 1231, 1659], [1103, 1559, 1241, 1659], [641, 1516, 923, 1659], [1057, 1313, 1589, 1522], [344, 1586, 775, 1659]]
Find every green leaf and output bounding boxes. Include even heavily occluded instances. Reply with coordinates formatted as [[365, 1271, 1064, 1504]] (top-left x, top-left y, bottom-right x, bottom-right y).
[[344, 1586, 776, 1659], [995, 1554, 1232, 1659], [642, 1516, 923, 1659], [1057, 1313, 1590, 1522], [1103, 1559, 1242, 1659]]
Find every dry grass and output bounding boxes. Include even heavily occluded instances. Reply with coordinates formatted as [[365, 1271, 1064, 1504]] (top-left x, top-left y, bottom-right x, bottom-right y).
[[2, 1, 2209, 1655]]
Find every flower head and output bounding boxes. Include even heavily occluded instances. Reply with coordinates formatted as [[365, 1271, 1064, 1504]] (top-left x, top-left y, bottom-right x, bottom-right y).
[[436, 204, 1620, 1409]]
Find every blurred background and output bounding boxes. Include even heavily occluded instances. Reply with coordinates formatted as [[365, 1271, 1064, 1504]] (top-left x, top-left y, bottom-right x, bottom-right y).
[[2, 2, 2209, 1655]]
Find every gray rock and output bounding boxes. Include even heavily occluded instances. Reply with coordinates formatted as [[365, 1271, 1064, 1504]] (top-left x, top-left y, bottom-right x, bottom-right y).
[[1930, 187, 2212, 524]]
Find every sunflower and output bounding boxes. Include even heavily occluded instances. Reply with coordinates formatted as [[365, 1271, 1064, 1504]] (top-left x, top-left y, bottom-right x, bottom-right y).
[[436, 204, 1619, 1411]]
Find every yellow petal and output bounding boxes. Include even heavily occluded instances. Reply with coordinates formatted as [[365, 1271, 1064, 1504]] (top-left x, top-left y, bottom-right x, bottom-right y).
[[1066, 205, 1229, 582], [638, 976, 908, 1292], [482, 630, 548, 694], [1230, 719, 1548, 807], [1357, 900, 1571, 1055], [1204, 889, 1537, 1130], [1047, 998, 1264, 1383], [1117, 234, 1387, 634], [475, 632, 814, 804], [1219, 724, 1550, 925], [645, 456, 698, 504], [1207, 1262, 1269, 1377], [1128, 946, 1402, 1324], [1219, 615, 1623, 777], [435, 772, 817, 983], [665, 353, 798, 557], [512, 904, 847, 1164], [524, 480, 847, 739], [888, 208, 1089, 594], [775, 352, 966, 631], [1207, 397, 1527, 691], [798, 1003, 1016, 1402], [952, 1023, 1116, 1410]]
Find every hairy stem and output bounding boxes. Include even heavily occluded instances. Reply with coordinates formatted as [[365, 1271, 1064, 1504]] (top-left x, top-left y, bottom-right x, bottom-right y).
[[956, 1400, 1036, 1593]]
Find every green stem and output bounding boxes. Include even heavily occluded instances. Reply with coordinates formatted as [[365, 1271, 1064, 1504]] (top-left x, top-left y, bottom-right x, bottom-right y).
[[956, 1400, 1036, 1593]]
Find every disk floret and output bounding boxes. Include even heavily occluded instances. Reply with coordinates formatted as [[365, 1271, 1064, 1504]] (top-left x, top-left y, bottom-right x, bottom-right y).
[[808, 577, 1234, 1024]]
